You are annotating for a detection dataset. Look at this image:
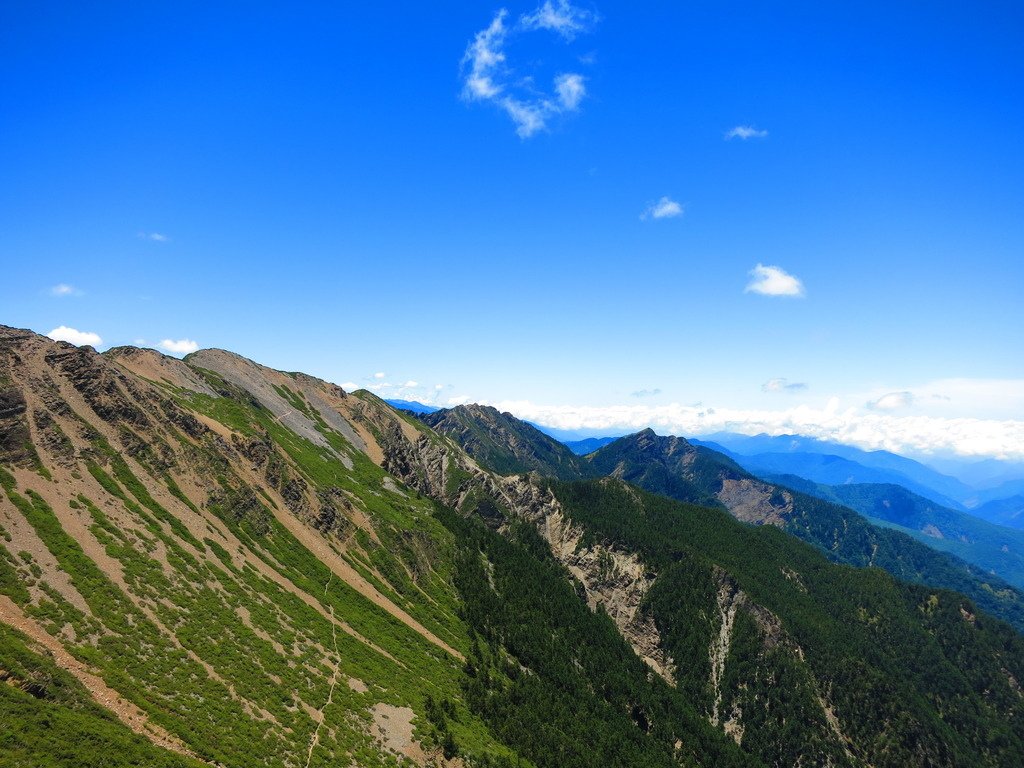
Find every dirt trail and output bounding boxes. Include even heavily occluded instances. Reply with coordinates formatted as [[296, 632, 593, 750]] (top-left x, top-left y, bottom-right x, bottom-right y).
[[0, 595, 206, 763], [303, 574, 341, 768]]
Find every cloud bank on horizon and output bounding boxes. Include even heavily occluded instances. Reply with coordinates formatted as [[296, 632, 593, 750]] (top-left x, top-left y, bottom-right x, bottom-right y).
[[482, 395, 1024, 461], [370, 373, 1024, 460]]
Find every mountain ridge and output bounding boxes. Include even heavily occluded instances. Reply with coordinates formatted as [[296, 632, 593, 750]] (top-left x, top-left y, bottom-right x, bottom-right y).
[[4, 325, 1024, 767]]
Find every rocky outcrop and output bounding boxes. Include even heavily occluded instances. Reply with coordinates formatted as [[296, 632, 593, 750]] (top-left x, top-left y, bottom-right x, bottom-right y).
[[0, 384, 33, 467], [542, 506, 675, 683], [44, 343, 151, 429], [717, 477, 792, 526]]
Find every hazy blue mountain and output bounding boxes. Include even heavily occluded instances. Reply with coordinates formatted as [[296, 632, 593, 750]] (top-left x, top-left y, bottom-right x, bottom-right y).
[[698, 446, 967, 510], [696, 432, 973, 504], [563, 436, 618, 455], [971, 495, 1024, 529], [970, 480, 1024, 507], [926, 456, 1024, 490], [384, 398, 440, 414]]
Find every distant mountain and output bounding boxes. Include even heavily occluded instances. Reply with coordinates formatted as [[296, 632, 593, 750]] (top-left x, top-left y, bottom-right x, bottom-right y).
[[383, 398, 439, 414], [563, 436, 618, 455], [971, 495, 1024, 529], [970, 480, 1024, 509], [585, 430, 1024, 631], [694, 442, 967, 510], [695, 432, 973, 505], [926, 456, 1024, 491], [420, 404, 596, 481], [761, 476, 1024, 590], [416, 410, 1024, 634]]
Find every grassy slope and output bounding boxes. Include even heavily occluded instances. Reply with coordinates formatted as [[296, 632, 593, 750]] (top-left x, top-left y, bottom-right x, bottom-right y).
[[0, 372, 525, 767]]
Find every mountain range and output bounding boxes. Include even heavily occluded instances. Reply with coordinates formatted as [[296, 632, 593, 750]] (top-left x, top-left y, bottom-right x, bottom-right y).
[[3, 325, 1024, 767]]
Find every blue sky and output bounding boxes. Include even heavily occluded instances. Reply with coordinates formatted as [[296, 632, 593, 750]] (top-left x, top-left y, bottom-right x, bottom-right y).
[[2, 1, 1022, 459]]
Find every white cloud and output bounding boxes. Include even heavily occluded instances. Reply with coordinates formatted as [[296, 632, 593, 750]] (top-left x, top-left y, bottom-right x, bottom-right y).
[[501, 97, 551, 138], [404, 380, 419, 388], [158, 338, 199, 354], [462, 10, 508, 101], [138, 232, 170, 242], [762, 378, 809, 393], [479, 398, 1024, 461], [554, 73, 586, 110], [46, 326, 102, 346], [461, 5, 595, 138], [868, 391, 914, 411], [726, 125, 768, 140], [435, 384, 444, 391], [521, 0, 596, 40], [374, 372, 386, 379], [745, 263, 805, 297], [50, 283, 82, 297], [640, 196, 684, 221], [341, 381, 358, 391], [447, 395, 472, 406]]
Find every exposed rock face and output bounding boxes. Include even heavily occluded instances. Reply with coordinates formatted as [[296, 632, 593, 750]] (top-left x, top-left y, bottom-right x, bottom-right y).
[[44, 342, 152, 429], [718, 477, 793, 526], [542, 506, 675, 683], [0, 384, 33, 466]]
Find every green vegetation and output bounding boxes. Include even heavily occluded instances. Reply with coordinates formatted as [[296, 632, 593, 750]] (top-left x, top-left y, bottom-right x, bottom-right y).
[[0, 622, 203, 768], [552, 479, 1024, 767], [767, 476, 1024, 590], [438, 508, 752, 768]]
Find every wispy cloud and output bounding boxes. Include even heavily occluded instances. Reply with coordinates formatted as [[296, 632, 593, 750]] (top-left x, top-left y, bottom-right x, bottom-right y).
[[631, 388, 662, 398], [138, 232, 170, 242], [867, 391, 915, 411], [640, 196, 684, 221], [554, 73, 586, 110], [49, 283, 82, 297], [745, 263, 805, 297], [461, 2, 596, 138], [404, 380, 419, 388], [47, 326, 102, 346], [726, 125, 768, 140], [374, 372, 386, 379], [762, 378, 809, 393], [159, 338, 199, 354], [521, 0, 596, 40]]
